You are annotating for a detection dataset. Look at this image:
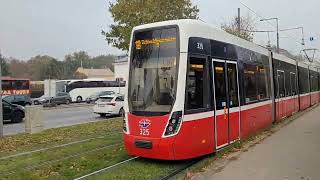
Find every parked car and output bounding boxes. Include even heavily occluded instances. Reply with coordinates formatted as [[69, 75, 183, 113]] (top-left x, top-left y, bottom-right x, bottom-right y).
[[3, 100, 25, 123], [93, 94, 125, 117], [86, 91, 115, 104], [2, 95, 32, 106], [35, 92, 72, 105], [32, 95, 44, 105]]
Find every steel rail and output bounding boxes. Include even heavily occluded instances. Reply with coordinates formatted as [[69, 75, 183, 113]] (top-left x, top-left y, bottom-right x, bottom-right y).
[[74, 156, 139, 180], [0, 130, 122, 160], [160, 158, 203, 180], [0, 142, 123, 177]]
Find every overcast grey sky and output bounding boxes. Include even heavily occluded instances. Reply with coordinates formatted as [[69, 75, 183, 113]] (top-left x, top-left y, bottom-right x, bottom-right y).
[[0, 0, 319, 60]]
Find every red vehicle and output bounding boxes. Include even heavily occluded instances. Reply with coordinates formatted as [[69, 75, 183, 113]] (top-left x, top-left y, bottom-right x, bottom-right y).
[[123, 20, 320, 160], [1, 78, 30, 96]]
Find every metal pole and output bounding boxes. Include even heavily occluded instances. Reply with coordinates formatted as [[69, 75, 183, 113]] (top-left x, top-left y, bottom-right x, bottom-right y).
[[0, 57, 3, 138], [267, 32, 271, 47], [276, 18, 280, 53], [118, 79, 120, 94], [268, 50, 276, 123], [260, 18, 280, 53], [301, 27, 305, 45], [238, 8, 241, 33]]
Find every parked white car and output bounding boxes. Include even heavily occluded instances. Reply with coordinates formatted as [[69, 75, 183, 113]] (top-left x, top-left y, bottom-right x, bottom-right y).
[[93, 94, 125, 117]]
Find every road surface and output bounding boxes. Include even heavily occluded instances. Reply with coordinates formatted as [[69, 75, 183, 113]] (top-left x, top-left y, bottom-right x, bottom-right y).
[[195, 105, 320, 180], [3, 104, 108, 136]]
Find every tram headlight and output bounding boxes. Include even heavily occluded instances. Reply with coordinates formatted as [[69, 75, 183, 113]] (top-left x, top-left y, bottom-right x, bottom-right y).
[[164, 111, 183, 136], [123, 113, 129, 134], [123, 118, 127, 132]]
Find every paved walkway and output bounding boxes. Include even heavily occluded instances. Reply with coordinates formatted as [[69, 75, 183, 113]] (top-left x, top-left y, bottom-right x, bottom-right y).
[[196, 105, 320, 180]]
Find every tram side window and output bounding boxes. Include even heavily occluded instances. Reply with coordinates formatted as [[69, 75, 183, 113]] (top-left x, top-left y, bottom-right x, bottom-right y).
[[290, 73, 297, 95], [316, 76, 320, 91], [243, 63, 269, 104], [311, 73, 319, 92], [313, 76, 317, 92], [185, 57, 210, 112], [310, 76, 314, 92], [243, 64, 258, 103], [299, 67, 309, 94], [314, 73, 319, 92], [318, 74, 320, 91], [257, 66, 268, 100]]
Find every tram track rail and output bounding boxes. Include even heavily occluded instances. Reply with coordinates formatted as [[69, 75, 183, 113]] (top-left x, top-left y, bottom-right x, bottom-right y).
[[0, 130, 122, 161], [74, 156, 139, 180], [0, 142, 124, 178], [159, 158, 203, 180], [73, 155, 204, 180]]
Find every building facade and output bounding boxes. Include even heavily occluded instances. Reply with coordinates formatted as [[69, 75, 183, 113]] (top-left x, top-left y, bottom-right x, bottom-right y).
[[114, 55, 129, 82]]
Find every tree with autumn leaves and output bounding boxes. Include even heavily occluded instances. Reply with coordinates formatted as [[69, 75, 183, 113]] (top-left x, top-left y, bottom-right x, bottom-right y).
[[6, 52, 115, 81]]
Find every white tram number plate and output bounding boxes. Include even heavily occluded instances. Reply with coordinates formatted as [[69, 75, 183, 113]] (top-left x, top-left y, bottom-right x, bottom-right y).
[[197, 42, 204, 50], [139, 119, 151, 136], [140, 129, 149, 136]]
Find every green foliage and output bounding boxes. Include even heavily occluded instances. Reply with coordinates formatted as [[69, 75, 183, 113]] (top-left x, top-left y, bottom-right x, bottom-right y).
[[103, 0, 199, 51], [29, 55, 63, 80], [8, 58, 31, 79], [91, 55, 115, 72], [0, 53, 11, 76], [62, 51, 90, 79], [62, 52, 115, 79], [221, 15, 255, 42]]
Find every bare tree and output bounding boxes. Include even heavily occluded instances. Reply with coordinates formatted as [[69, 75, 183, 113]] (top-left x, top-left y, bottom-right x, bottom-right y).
[[221, 14, 255, 42]]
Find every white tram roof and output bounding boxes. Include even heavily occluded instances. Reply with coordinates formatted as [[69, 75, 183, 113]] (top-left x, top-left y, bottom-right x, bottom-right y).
[[133, 19, 269, 57], [309, 64, 318, 72], [133, 19, 311, 67], [273, 53, 297, 66], [309, 61, 320, 71], [298, 61, 309, 69]]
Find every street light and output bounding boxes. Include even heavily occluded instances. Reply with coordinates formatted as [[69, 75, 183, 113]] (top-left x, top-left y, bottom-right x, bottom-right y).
[[280, 27, 305, 45], [260, 18, 279, 53], [241, 29, 274, 48]]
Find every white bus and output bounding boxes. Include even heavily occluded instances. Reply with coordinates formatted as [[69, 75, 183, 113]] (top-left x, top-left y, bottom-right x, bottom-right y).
[[58, 79, 126, 102]]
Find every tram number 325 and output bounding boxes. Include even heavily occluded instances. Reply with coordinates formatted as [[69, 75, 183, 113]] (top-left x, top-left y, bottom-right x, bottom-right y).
[[140, 129, 150, 136]]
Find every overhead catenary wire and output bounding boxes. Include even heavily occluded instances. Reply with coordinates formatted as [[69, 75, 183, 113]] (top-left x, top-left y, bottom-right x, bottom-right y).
[[239, 1, 305, 47]]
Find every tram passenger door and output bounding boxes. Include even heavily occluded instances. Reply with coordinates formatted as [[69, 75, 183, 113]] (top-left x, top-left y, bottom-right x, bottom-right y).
[[212, 60, 240, 149], [277, 70, 286, 119]]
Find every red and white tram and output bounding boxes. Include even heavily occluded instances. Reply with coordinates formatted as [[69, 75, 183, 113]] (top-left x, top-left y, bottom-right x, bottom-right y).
[[123, 19, 320, 160]]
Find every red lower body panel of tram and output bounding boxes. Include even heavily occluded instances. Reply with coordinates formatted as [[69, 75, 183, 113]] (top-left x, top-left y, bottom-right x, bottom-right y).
[[124, 113, 215, 160], [300, 94, 311, 111], [275, 96, 299, 121], [311, 92, 318, 105], [240, 102, 272, 139]]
